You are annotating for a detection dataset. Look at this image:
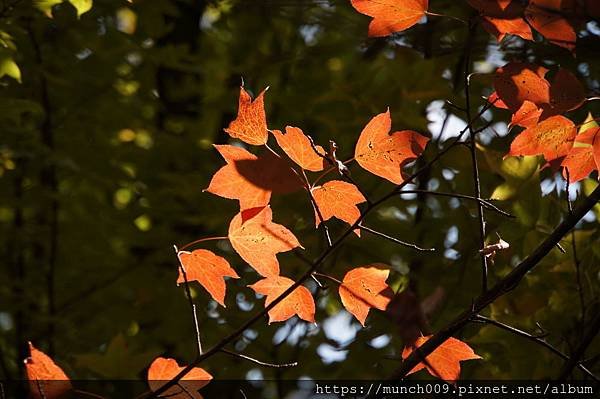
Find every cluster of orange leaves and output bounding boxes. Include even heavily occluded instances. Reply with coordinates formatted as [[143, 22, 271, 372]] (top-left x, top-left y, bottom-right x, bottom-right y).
[[27, 1, 600, 395]]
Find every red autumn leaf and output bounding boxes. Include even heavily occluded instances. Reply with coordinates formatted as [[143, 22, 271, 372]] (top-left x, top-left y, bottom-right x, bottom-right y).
[[524, 0, 577, 51], [487, 91, 509, 109], [507, 115, 576, 161], [25, 342, 72, 399], [249, 275, 315, 323], [228, 206, 302, 277], [311, 180, 366, 235], [176, 249, 239, 307], [401, 335, 482, 382], [494, 62, 551, 111], [147, 357, 212, 399], [577, 127, 600, 170], [549, 68, 586, 113], [561, 148, 596, 183], [224, 85, 268, 145], [562, 127, 600, 182], [480, 15, 533, 42], [350, 0, 428, 37], [205, 144, 301, 210], [510, 100, 542, 129], [338, 266, 393, 326], [354, 109, 429, 184], [272, 126, 326, 172]]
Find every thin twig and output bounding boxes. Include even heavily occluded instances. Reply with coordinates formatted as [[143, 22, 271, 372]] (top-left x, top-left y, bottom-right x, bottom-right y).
[[392, 184, 600, 379], [463, 18, 488, 293], [220, 349, 298, 368], [472, 315, 597, 380], [398, 190, 514, 218], [358, 223, 435, 252], [558, 313, 600, 380], [174, 246, 202, 356]]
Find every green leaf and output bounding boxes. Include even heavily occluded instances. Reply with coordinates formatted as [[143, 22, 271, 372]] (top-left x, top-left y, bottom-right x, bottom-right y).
[[69, 0, 93, 17], [0, 54, 21, 83]]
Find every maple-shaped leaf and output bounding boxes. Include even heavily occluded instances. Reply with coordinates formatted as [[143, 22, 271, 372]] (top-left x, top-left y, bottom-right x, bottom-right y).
[[494, 62, 551, 111], [507, 115, 576, 161], [549, 68, 586, 113], [401, 336, 482, 382], [25, 342, 72, 399], [339, 266, 393, 326], [272, 126, 326, 172], [311, 180, 366, 235], [147, 357, 212, 399], [562, 127, 600, 182], [224, 85, 268, 145], [355, 109, 429, 184], [524, 0, 576, 51], [249, 275, 315, 323], [228, 206, 302, 277], [176, 249, 239, 307], [510, 100, 542, 129], [206, 145, 301, 210], [350, 0, 428, 37]]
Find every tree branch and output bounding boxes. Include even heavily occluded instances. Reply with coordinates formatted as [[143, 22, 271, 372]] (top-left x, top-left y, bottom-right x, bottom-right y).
[[558, 312, 600, 380], [472, 315, 597, 380], [392, 184, 600, 379]]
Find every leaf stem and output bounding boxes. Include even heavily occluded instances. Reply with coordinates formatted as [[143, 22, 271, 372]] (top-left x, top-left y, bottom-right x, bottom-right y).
[[178, 237, 228, 252]]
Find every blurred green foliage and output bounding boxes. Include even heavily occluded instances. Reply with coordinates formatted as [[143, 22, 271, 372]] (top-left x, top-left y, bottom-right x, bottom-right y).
[[0, 0, 599, 395]]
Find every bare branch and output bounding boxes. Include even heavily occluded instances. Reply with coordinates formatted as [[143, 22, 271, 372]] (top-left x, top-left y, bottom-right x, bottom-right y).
[[220, 349, 298, 368]]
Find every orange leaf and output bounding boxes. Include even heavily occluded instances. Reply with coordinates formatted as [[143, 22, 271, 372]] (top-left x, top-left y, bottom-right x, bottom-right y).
[[561, 147, 596, 183], [25, 342, 72, 399], [354, 109, 429, 184], [577, 127, 600, 171], [401, 336, 481, 382], [487, 91, 509, 109], [206, 145, 301, 210], [272, 126, 326, 172], [510, 100, 542, 129], [224, 85, 268, 145], [350, 0, 428, 37], [177, 249, 239, 307], [147, 357, 212, 399], [494, 62, 550, 111], [480, 15, 533, 42], [525, 0, 576, 51], [311, 180, 366, 235], [507, 115, 576, 161], [339, 266, 393, 326], [228, 206, 302, 277], [249, 275, 315, 323], [562, 127, 600, 182], [549, 68, 586, 113]]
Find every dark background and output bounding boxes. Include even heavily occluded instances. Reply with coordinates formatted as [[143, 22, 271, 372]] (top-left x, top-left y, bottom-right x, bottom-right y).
[[1, 0, 599, 396]]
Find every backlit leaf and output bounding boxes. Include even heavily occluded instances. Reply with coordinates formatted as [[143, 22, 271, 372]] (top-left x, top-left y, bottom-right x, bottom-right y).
[[510, 100, 542, 129], [205, 145, 301, 210], [339, 266, 393, 326], [249, 275, 315, 323], [228, 206, 302, 277], [350, 0, 428, 37], [507, 115, 576, 161], [401, 336, 481, 382], [354, 109, 429, 184], [177, 249, 239, 307], [272, 126, 326, 172], [25, 342, 72, 399], [494, 62, 550, 111], [147, 357, 212, 399], [311, 180, 366, 235], [224, 85, 268, 146]]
